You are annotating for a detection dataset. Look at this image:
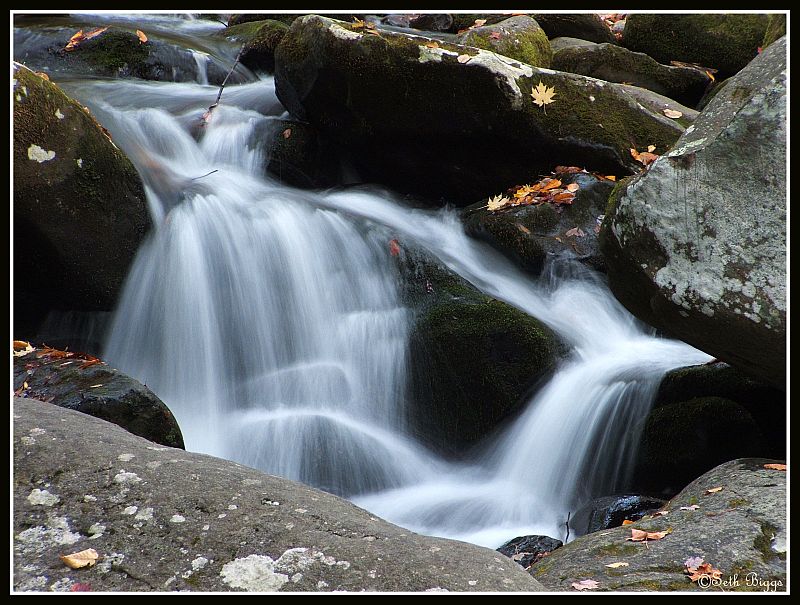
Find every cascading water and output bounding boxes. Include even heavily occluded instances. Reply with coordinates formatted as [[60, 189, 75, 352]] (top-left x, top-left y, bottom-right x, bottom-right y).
[[44, 16, 712, 550]]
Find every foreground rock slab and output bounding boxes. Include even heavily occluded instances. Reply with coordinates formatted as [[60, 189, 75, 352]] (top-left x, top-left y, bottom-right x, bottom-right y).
[[531, 459, 787, 592], [600, 38, 786, 388], [13, 398, 545, 593]]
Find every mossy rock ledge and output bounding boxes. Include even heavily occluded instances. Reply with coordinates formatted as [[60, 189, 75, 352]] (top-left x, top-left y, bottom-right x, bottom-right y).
[[532, 458, 786, 592], [599, 38, 786, 389], [217, 19, 289, 73], [458, 16, 552, 69], [13, 63, 150, 337], [273, 15, 684, 205]]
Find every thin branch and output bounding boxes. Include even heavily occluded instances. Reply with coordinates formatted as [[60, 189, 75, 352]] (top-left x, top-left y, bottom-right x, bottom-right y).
[[201, 45, 245, 125], [190, 169, 218, 181], [565, 511, 571, 543]]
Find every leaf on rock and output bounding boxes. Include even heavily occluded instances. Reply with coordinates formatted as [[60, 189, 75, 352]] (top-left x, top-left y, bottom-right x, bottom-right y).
[[13, 341, 35, 357], [64, 30, 85, 51], [136, 30, 148, 43], [630, 147, 659, 167], [627, 527, 672, 541], [457, 54, 472, 64], [687, 562, 723, 583], [684, 556, 704, 569], [705, 486, 724, 494], [282, 128, 292, 139], [572, 579, 599, 591], [622, 519, 634, 526], [653, 510, 670, 517], [565, 227, 585, 238], [531, 81, 557, 108], [489, 31, 502, 40], [605, 562, 629, 569], [474, 19, 487, 27], [487, 194, 511, 211], [565, 183, 580, 193], [764, 463, 786, 471], [351, 17, 367, 29], [388, 239, 401, 257], [60, 548, 99, 569], [663, 108, 683, 119], [424, 40, 440, 49]]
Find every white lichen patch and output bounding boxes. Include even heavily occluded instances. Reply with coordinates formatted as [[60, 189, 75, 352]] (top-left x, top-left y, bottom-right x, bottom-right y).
[[15, 516, 82, 553], [88, 522, 106, 538], [665, 136, 707, 157], [294, 508, 308, 514], [55, 109, 64, 119], [425, 587, 449, 592], [146, 461, 162, 470], [202, 524, 210, 531], [27, 144, 56, 163], [317, 580, 329, 589], [228, 504, 238, 510], [220, 554, 289, 592], [291, 573, 303, 583], [285, 523, 294, 530], [49, 577, 75, 592], [117, 453, 135, 462], [30, 428, 46, 436], [97, 552, 125, 574], [27, 488, 59, 506], [20, 436, 35, 445], [84, 495, 97, 502], [146, 446, 169, 451], [76, 158, 83, 168], [17, 576, 48, 591], [241, 479, 262, 486], [170, 514, 186, 523], [135, 507, 154, 521], [468, 580, 478, 586], [113, 470, 141, 485], [192, 556, 209, 571], [123, 505, 138, 515], [418, 44, 459, 64]]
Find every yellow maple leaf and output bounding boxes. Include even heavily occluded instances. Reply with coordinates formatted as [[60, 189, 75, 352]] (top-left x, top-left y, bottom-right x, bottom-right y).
[[531, 81, 556, 109], [487, 194, 510, 211]]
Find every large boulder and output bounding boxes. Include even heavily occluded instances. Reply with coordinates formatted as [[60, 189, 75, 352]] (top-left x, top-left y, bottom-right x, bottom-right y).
[[216, 19, 289, 73], [572, 494, 666, 536], [463, 170, 615, 275], [458, 16, 551, 68], [531, 459, 787, 592], [13, 345, 184, 449], [13, 63, 150, 338], [599, 38, 786, 389], [497, 535, 563, 570], [13, 397, 545, 592], [274, 15, 685, 204], [531, 13, 616, 44], [622, 14, 768, 78], [552, 41, 713, 107], [396, 247, 565, 454]]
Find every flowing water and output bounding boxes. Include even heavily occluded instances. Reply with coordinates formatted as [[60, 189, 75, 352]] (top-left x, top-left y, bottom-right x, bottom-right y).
[[22, 15, 712, 549]]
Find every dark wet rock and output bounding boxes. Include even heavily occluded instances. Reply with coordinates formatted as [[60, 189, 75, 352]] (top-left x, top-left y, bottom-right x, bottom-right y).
[[552, 41, 713, 107], [532, 13, 616, 44], [13, 63, 149, 338], [572, 495, 666, 536], [409, 14, 453, 32], [599, 38, 786, 389], [396, 247, 566, 454], [217, 19, 289, 73], [498, 535, 563, 569], [613, 84, 698, 125], [258, 119, 344, 189], [458, 16, 551, 68], [549, 36, 596, 53], [622, 13, 768, 78], [13, 397, 545, 592], [449, 14, 509, 33], [532, 458, 786, 592], [274, 15, 684, 205], [463, 171, 615, 275], [13, 348, 183, 449]]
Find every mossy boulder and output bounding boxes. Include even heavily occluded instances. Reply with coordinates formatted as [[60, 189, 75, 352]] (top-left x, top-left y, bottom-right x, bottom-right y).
[[552, 41, 713, 107], [532, 458, 786, 591], [762, 14, 786, 49], [632, 397, 767, 497], [13, 63, 150, 338], [463, 171, 614, 275], [274, 15, 685, 205], [397, 248, 565, 454], [449, 14, 508, 33], [217, 19, 289, 73], [458, 16, 551, 68], [13, 346, 183, 449], [259, 118, 343, 188], [599, 38, 786, 389], [531, 13, 616, 44], [622, 13, 768, 78]]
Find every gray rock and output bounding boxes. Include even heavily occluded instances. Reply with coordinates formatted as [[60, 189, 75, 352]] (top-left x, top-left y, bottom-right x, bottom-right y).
[[622, 14, 768, 78], [549, 36, 598, 53], [458, 16, 552, 68], [13, 397, 545, 592], [274, 15, 684, 205], [600, 38, 786, 388], [552, 42, 712, 107], [216, 19, 289, 73], [531, 13, 616, 44], [532, 459, 787, 592], [13, 63, 149, 338], [13, 347, 184, 449]]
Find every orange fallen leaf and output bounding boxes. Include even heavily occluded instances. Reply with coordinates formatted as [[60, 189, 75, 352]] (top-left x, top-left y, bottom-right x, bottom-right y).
[[79, 359, 103, 369], [663, 108, 683, 119], [631, 147, 659, 167], [705, 487, 724, 494], [65, 30, 85, 51], [565, 183, 579, 193], [622, 519, 635, 526], [554, 166, 584, 174], [60, 548, 99, 569], [687, 562, 722, 583], [424, 40, 440, 49], [473, 19, 487, 27], [136, 30, 148, 43], [539, 178, 562, 192], [35, 71, 50, 81], [14, 340, 31, 350], [764, 463, 786, 471], [627, 527, 672, 541]]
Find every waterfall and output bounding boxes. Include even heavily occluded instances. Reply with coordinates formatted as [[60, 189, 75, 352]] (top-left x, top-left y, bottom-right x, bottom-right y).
[[62, 66, 710, 549]]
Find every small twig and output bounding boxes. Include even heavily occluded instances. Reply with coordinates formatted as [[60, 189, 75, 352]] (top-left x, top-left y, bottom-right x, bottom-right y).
[[190, 169, 218, 181], [201, 45, 245, 124], [565, 511, 571, 543]]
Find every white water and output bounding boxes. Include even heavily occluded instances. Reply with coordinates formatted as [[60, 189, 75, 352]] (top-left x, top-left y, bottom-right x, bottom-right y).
[[70, 71, 712, 548]]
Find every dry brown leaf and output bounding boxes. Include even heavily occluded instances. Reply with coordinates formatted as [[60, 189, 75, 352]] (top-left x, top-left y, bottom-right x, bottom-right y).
[[14, 340, 32, 349], [540, 178, 561, 192], [565, 227, 585, 238], [551, 192, 575, 205], [647, 144, 656, 153], [572, 579, 599, 591], [136, 30, 148, 43], [627, 527, 671, 541], [653, 510, 670, 517], [457, 54, 472, 64], [663, 108, 683, 119], [531, 81, 556, 108], [351, 17, 366, 29], [554, 165, 584, 174], [687, 562, 722, 582], [65, 30, 85, 51], [764, 463, 787, 471], [605, 175, 616, 181], [282, 128, 292, 139], [566, 183, 579, 193], [60, 548, 99, 569], [517, 224, 531, 235], [489, 31, 502, 40], [605, 562, 629, 569], [705, 486, 724, 494], [79, 359, 103, 369], [631, 147, 658, 167]]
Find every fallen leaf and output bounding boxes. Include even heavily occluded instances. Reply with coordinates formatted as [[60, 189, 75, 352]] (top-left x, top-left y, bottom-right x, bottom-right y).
[[388, 239, 401, 257], [572, 579, 599, 591], [653, 510, 670, 517], [565, 227, 585, 238], [627, 527, 672, 541], [647, 145, 656, 153], [282, 128, 292, 139], [457, 54, 472, 63], [487, 194, 511, 211], [489, 31, 502, 40], [474, 19, 487, 27], [351, 17, 367, 29], [621, 519, 635, 526], [565, 183, 579, 193], [13, 341, 35, 357], [604, 175, 616, 181], [551, 192, 575, 205], [630, 147, 659, 167], [79, 359, 103, 369], [531, 81, 557, 108], [687, 562, 722, 582], [705, 70, 715, 82], [35, 71, 50, 81], [424, 40, 440, 49], [60, 548, 99, 569], [516, 224, 531, 235], [136, 30, 148, 43], [764, 463, 786, 471], [705, 487, 724, 494], [64, 30, 85, 51], [680, 504, 701, 511], [605, 562, 629, 569], [663, 108, 683, 119]]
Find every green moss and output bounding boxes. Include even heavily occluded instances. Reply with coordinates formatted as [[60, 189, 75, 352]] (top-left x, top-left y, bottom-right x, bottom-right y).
[[219, 19, 289, 72], [594, 542, 639, 557], [75, 30, 150, 73], [460, 17, 552, 68], [728, 498, 748, 508], [753, 522, 784, 562]]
